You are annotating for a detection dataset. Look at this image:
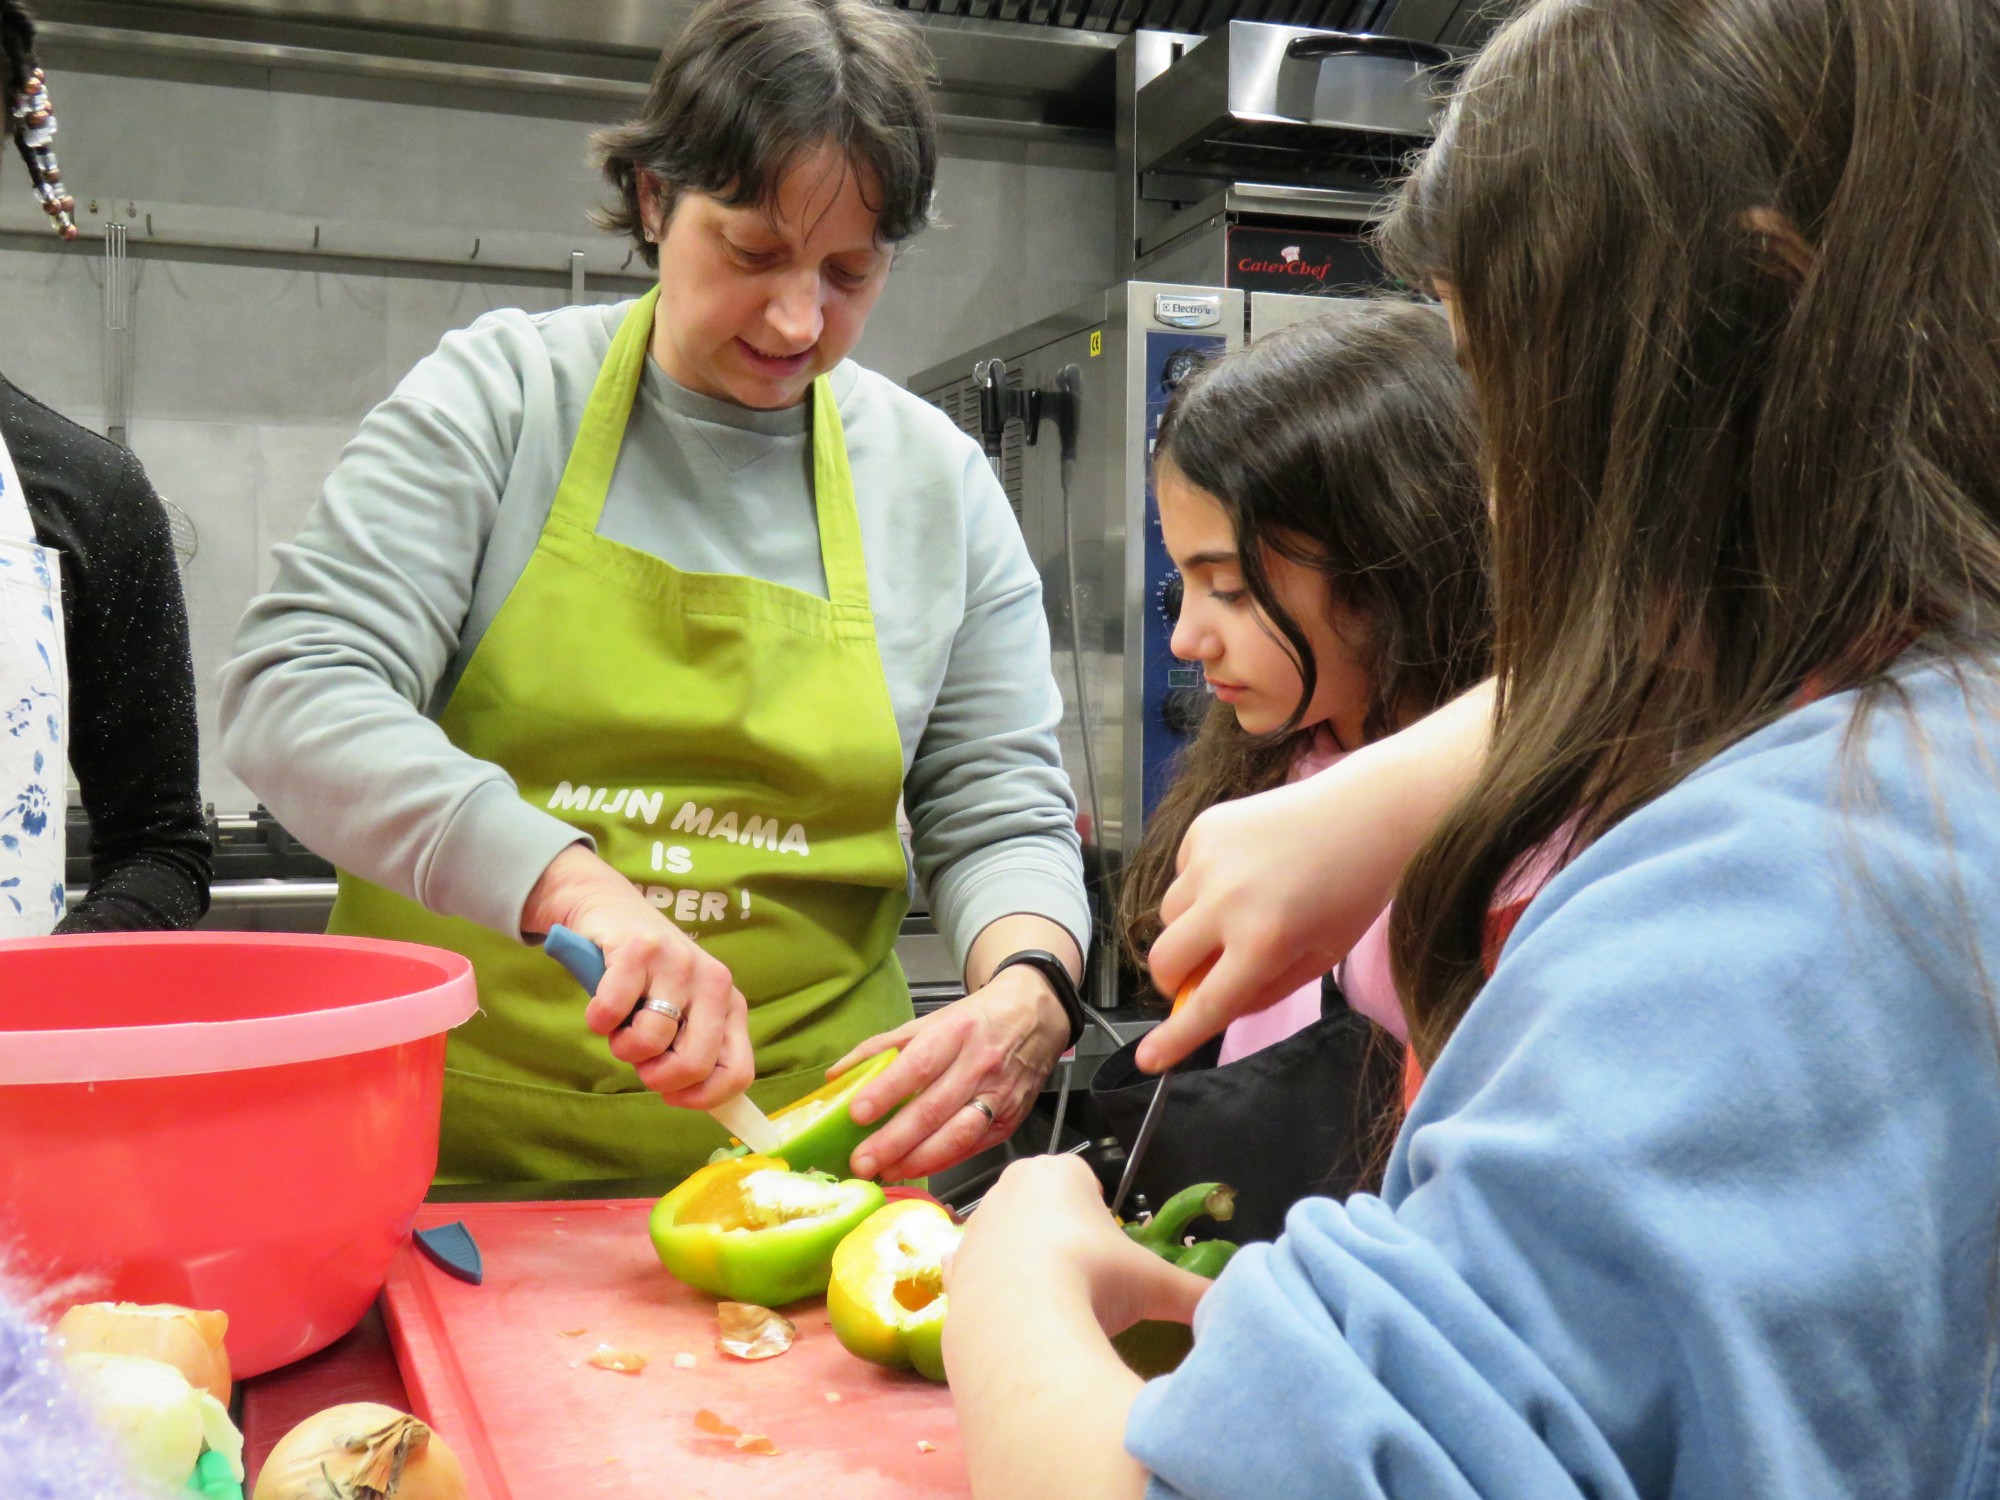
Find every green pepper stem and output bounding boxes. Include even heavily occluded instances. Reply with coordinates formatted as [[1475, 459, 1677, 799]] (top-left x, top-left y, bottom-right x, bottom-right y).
[[1124, 1182, 1236, 1254]]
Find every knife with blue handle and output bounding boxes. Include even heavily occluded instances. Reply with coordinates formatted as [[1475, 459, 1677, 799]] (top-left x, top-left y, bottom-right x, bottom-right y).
[[543, 923, 785, 1154]]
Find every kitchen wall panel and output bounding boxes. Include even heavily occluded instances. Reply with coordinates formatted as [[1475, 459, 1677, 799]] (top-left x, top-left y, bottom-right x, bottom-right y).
[[133, 259, 391, 424], [0, 64, 1114, 811], [122, 417, 263, 809], [1, 233, 106, 424]]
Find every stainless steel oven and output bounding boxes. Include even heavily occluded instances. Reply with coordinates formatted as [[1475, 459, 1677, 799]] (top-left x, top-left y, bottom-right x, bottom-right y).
[[915, 284, 1240, 906], [912, 282, 1359, 1008]]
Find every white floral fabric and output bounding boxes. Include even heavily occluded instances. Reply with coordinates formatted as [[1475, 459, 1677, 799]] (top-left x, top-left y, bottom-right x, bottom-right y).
[[0, 426, 66, 936]]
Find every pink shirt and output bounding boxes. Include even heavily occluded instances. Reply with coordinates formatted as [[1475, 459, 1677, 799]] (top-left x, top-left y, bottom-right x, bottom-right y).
[[1217, 728, 1407, 1066]]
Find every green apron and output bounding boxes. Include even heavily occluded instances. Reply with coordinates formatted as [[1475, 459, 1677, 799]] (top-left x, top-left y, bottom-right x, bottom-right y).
[[329, 289, 913, 1184]]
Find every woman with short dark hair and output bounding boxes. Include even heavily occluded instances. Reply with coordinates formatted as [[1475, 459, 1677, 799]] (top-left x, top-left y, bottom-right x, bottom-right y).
[[222, 0, 1088, 1185]]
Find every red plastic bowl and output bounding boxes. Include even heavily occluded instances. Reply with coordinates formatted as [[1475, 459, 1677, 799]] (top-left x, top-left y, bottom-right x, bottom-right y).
[[0, 932, 476, 1377]]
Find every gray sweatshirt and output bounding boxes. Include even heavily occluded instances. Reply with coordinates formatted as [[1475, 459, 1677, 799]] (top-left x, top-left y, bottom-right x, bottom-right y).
[[219, 300, 1087, 968]]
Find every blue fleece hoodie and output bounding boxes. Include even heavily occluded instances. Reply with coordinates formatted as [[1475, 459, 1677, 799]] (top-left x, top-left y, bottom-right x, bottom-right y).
[[1127, 658, 2000, 1499]]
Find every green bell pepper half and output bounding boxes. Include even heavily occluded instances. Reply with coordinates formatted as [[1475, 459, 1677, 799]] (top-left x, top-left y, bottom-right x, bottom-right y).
[[1169, 1237, 1239, 1278], [1124, 1180, 1238, 1261], [706, 1047, 902, 1178], [1113, 1181, 1239, 1377], [650, 1154, 887, 1307]]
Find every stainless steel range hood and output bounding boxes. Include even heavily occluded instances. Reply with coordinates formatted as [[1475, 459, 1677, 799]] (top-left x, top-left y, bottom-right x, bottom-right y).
[[29, 0, 1127, 138], [30, 0, 1516, 138], [1114, 20, 1458, 290], [55, 0, 1518, 51], [1136, 22, 1455, 196]]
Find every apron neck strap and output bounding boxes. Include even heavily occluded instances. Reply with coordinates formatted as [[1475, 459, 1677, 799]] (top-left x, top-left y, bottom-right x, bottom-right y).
[[808, 374, 871, 612], [551, 289, 874, 614], [549, 287, 659, 535]]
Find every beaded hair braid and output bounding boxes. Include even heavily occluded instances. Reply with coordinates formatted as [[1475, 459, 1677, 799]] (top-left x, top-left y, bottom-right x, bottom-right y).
[[2, 0, 75, 239]]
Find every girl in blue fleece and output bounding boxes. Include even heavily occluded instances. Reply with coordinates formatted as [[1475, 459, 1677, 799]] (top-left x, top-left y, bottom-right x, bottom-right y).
[[942, 1, 2000, 1496]]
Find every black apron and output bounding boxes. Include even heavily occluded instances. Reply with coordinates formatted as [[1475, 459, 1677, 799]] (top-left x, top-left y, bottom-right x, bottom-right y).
[[1089, 980, 1403, 1245]]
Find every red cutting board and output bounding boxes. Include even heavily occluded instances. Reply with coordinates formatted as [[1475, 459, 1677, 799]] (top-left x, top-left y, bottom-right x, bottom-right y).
[[381, 1200, 969, 1499]]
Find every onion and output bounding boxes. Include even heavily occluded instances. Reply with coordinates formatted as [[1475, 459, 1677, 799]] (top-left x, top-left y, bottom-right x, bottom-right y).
[[253, 1403, 466, 1500], [54, 1301, 232, 1404], [64, 1352, 243, 1490], [716, 1302, 794, 1360]]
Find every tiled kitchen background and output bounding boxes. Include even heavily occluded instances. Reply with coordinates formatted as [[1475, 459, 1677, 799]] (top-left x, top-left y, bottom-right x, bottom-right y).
[[0, 56, 1115, 809]]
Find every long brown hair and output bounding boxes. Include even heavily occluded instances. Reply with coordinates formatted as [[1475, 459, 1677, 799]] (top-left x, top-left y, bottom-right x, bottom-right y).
[[1120, 302, 1490, 970], [1380, 0, 2000, 1066]]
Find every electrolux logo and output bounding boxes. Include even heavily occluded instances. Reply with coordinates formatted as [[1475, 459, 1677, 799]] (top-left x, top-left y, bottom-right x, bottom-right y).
[[1154, 293, 1222, 329]]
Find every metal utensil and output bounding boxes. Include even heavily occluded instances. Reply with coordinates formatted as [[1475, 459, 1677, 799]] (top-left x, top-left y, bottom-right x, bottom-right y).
[[953, 1138, 1094, 1219], [1107, 963, 1210, 1220], [543, 923, 785, 1154], [1108, 1069, 1174, 1220]]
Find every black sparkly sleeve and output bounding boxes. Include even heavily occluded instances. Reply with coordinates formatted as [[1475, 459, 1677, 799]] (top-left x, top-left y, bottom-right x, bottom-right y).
[[54, 452, 212, 932]]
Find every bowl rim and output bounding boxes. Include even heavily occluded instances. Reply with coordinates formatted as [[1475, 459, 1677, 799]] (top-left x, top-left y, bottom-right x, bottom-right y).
[[0, 932, 478, 1084]]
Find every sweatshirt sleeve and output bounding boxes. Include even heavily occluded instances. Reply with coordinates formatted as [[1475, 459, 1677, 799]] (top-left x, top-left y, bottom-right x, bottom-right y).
[[902, 445, 1088, 970], [218, 315, 587, 938], [1125, 683, 2000, 1499], [53, 449, 212, 933]]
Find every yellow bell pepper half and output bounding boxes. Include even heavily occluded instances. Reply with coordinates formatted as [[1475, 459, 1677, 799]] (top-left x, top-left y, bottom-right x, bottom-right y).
[[827, 1197, 962, 1382], [649, 1155, 887, 1307]]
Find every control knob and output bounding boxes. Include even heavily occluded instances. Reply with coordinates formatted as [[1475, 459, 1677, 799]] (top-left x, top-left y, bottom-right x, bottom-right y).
[[1160, 348, 1206, 394]]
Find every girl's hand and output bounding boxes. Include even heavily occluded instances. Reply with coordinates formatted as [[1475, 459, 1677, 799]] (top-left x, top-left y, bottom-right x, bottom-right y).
[[945, 1155, 1211, 1339], [946, 1155, 1183, 1500], [522, 843, 754, 1110], [1144, 679, 1495, 1072]]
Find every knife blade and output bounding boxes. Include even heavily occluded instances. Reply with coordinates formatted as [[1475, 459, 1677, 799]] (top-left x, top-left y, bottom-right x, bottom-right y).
[[1108, 961, 1211, 1221], [1108, 1068, 1173, 1221], [543, 923, 785, 1155]]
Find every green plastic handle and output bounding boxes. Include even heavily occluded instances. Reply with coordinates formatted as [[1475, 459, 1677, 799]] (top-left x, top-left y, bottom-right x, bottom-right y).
[[183, 1450, 244, 1500]]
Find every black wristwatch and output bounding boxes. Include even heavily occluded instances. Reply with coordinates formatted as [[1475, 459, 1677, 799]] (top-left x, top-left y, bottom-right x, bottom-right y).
[[988, 949, 1086, 1051]]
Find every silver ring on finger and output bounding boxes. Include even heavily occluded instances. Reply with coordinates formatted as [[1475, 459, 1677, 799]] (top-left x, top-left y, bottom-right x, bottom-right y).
[[635, 997, 686, 1026], [967, 1097, 997, 1126]]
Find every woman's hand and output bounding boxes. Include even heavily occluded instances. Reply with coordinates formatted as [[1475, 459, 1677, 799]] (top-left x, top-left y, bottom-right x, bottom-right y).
[[829, 963, 1068, 1181], [1143, 679, 1496, 1072], [522, 843, 753, 1110], [943, 1155, 1207, 1500]]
